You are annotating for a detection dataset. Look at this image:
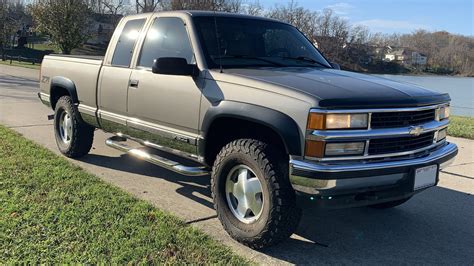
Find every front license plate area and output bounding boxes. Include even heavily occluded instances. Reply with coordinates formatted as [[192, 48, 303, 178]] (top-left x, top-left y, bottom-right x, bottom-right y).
[[414, 165, 438, 190]]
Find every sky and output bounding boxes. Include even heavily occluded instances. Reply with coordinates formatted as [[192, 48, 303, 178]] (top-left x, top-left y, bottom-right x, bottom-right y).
[[258, 0, 474, 36]]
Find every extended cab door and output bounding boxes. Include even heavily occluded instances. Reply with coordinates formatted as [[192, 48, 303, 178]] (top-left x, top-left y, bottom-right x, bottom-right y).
[[127, 16, 202, 154], [98, 17, 146, 132]]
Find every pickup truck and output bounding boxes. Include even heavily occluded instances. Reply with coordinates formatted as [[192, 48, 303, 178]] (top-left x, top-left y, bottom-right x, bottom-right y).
[[38, 11, 458, 249]]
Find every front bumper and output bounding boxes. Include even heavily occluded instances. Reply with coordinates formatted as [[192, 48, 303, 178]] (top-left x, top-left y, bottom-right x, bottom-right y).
[[290, 142, 458, 208]]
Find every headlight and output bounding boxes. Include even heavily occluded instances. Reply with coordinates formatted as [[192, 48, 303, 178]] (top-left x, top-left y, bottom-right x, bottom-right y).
[[437, 105, 450, 121], [308, 113, 368, 130], [305, 140, 365, 157]]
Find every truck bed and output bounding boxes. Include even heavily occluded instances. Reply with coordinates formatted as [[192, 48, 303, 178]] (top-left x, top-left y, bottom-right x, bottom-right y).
[[40, 54, 104, 108], [44, 54, 104, 65]]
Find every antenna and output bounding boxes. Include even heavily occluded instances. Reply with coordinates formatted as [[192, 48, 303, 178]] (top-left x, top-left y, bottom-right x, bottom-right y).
[[213, 11, 224, 73]]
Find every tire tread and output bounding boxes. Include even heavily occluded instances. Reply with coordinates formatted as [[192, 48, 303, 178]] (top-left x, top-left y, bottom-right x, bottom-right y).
[[55, 96, 94, 158], [211, 138, 301, 249]]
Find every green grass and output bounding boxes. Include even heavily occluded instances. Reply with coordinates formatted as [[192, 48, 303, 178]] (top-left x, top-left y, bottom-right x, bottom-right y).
[[0, 125, 248, 264], [448, 115, 474, 140], [30, 43, 60, 53], [0, 60, 40, 69]]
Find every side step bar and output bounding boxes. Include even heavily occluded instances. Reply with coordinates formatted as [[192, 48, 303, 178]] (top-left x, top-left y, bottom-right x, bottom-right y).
[[105, 136, 209, 176]]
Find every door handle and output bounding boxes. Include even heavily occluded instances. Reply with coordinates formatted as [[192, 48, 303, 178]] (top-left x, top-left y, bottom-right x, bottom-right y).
[[129, 79, 139, 88]]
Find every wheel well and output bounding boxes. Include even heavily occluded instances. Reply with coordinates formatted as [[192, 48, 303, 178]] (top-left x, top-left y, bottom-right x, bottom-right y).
[[50, 86, 71, 110], [204, 117, 288, 166]]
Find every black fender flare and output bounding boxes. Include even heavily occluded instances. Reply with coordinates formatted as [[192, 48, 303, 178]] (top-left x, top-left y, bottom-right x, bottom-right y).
[[50, 76, 79, 107], [201, 101, 303, 156]]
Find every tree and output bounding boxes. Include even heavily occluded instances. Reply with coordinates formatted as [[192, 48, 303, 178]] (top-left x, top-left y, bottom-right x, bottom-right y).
[[30, 0, 91, 54], [244, 0, 262, 16], [267, 0, 318, 40], [0, 0, 28, 51], [102, 0, 126, 17], [135, 0, 160, 13], [160, 0, 245, 12]]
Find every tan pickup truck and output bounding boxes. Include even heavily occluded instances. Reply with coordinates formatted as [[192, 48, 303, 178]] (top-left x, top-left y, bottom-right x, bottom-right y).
[[38, 11, 458, 248]]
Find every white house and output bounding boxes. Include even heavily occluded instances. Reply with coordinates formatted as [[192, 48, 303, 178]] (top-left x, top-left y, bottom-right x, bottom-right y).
[[384, 48, 427, 66], [411, 51, 427, 65]]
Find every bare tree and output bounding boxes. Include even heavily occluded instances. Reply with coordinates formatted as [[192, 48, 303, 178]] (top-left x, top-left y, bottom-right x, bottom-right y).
[[266, 0, 318, 40], [244, 0, 262, 16], [160, 0, 245, 12], [102, 0, 125, 24], [30, 0, 91, 54], [135, 0, 160, 13]]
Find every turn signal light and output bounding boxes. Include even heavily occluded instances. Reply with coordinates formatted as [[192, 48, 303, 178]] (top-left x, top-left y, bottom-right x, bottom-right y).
[[307, 113, 325, 130], [305, 140, 325, 157]]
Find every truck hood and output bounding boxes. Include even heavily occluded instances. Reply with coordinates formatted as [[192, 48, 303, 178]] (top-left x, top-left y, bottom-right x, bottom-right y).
[[218, 68, 450, 109]]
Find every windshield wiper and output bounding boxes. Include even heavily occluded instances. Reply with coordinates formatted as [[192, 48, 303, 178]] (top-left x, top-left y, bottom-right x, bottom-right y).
[[279, 56, 330, 68], [213, 55, 285, 67]]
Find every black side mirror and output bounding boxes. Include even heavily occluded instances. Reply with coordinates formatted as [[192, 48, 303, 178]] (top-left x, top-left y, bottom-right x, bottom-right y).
[[330, 62, 341, 70], [152, 57, 197, 76]]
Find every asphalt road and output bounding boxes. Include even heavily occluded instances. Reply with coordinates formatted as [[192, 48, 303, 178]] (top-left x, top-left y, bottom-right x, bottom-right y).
[[1, 65, 473, 265]]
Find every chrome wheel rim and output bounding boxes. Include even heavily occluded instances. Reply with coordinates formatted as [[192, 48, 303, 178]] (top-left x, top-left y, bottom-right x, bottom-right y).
[[58, 110, 72, 144], [225, 165, 264, 224]]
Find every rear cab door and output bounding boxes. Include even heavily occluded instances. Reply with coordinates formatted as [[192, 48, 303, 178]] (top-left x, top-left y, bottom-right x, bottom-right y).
[[97, 14, 150, 132]]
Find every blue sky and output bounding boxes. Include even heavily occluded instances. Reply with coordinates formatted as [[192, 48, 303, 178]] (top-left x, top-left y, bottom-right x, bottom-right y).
[[258, 0, 473, 36]]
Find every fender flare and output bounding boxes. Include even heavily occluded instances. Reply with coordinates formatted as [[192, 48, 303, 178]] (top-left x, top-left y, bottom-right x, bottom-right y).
[[201, 101, 303, 156], [50, 76, 79, 107]]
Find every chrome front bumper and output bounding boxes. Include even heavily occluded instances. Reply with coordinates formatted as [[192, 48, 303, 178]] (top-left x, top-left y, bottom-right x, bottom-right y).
[[289, 142, 458, 199]]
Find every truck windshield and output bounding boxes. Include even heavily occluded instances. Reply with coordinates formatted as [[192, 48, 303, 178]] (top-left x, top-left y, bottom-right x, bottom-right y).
[[193, 16, 331, 69]]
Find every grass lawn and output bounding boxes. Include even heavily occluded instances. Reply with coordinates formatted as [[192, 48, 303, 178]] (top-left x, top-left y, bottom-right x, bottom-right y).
[[0, 125, 247, 264], [0, 60, 40, 70], [30, 43, 60, 53], [448, 115, 474, 140]]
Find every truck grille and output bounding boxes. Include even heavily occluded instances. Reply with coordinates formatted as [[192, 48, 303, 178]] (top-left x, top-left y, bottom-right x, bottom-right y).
[[368, 132, 435, 155], [371, 109, 436, 129]]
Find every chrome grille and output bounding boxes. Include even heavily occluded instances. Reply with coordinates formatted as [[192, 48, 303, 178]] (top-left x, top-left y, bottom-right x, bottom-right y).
[[371, 109, 436, 129], [368, 132, 435, 155]]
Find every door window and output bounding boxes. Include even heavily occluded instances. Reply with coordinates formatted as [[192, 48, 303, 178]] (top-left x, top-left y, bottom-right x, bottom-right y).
[[111, 18, 146, 67], [138, 17, 194, 68]]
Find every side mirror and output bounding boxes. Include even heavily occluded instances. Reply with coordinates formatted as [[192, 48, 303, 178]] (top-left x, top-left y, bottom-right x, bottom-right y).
[[330, 62, 341, 70], [152, 57, 197, 76]]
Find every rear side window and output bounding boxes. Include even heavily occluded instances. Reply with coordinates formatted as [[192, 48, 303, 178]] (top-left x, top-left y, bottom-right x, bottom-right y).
[[138, 17, 194, 68], [111, 19, 146, 67]]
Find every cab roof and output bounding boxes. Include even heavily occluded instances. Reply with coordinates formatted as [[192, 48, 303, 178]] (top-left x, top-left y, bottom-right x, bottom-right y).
[[126, 10, 289, 25]]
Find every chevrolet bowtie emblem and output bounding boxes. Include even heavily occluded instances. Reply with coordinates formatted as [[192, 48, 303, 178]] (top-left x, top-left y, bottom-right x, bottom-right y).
[[409, 126, 424, 136]]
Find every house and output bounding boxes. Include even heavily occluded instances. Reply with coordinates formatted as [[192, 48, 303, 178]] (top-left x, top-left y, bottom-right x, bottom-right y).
[[411, 51, 428, 65], [385, 49, 409, 63], [384, 48, 427, 66], [373, 45, 392, 60]]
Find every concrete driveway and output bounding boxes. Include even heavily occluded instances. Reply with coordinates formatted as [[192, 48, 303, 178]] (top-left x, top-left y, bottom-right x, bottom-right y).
[[1, 65, 473, 265]]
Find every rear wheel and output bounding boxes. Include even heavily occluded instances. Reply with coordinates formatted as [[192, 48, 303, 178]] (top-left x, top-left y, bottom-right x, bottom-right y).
[[54, 96, 94, 158], [369, 197, 412, 209], [211, 139, 301, 249]]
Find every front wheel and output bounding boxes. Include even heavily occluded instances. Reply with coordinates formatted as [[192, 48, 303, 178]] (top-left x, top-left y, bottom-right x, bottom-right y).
[[211, 139, 301, 249], [54, 96, 94, 158]]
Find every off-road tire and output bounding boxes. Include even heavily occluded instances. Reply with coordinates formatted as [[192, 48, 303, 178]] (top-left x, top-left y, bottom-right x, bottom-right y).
[[211, 139, 301, 249], [54, 96, 94, 158], [369, 197, 412, 209]]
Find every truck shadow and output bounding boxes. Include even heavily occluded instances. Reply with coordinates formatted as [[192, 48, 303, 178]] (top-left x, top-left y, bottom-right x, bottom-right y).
[[78, 152, 474, 264], [80, 152, 214, 210], [264, 186, 474, 264]]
